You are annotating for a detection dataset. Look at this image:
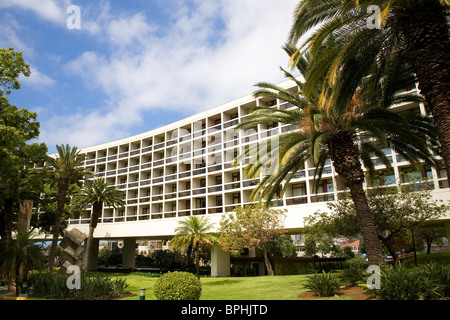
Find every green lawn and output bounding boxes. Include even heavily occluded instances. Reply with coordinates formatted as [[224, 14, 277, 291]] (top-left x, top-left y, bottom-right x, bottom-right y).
[[401, 251, 450, 267], [100, 273, 311, 300], [100, 252, 450, 301]]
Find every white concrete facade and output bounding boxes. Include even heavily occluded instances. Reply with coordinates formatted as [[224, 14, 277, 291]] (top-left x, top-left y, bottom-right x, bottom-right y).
[[60, 78, 449, 240], [54, 77, 449, 276]]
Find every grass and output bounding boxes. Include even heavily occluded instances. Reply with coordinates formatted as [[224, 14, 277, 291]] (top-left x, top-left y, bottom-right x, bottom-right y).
[[103, 252, 450, 301], [96, 272, 312, 300], [401, 251, 450, 267]]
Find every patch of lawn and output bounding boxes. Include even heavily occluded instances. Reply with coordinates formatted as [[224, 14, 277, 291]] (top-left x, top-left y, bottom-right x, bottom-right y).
[[201, 275, 309, 300], [402, 252, 450, 267], [100, 273, 311, 300]]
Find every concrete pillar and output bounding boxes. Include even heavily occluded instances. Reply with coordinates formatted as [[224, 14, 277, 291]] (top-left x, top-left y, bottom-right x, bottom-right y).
[[122, 238, 136, 269], [88, 239, 100, 271], [445, 221, 450, 252], [211, 245, 230, 277]]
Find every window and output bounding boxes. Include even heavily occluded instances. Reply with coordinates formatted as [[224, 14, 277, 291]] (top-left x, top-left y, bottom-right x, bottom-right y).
[[216, 196, 223, 207], [292, 183, 306, 197], [232, 193, 240, 204], [318, 180, 333, 193]]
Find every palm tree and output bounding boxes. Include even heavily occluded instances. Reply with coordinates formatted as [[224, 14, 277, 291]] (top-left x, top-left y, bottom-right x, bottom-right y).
[[45, 144, 91, 273], [0, 231, 46, 295], [170, 216, 218, 279], [288, 0, 450, 187], [72, 178, 125, 276], [235, 50, 439, 265]]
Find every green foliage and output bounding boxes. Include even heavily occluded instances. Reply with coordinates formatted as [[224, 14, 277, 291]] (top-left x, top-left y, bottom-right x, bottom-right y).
[[270, 235, 298, 258], [151, 250, 187, 272], [304, 271, 341, 297], [0, 47, 30, 96], [416, 262, 450, 298], [370, 264, 440, 300], [303, 236, 317, 257], [153, 271, 202, 300], [341, 256, 368, 286], [27, 272, 70, 299], [304, 187, 449, 261], [27, 272, 129, 300], [219, 203, 286, 275], [0, 231, 46, 294], [170, 216, 217, 278]]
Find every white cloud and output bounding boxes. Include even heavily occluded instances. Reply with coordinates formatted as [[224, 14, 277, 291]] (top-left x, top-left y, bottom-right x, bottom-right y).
[[0, 0, 69, 24], [21, 66, 55, 88], [43, 0, 299, 150]]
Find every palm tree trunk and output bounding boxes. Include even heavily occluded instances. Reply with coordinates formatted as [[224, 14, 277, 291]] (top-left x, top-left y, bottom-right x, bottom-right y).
[[194, 249, 200, 280], [0, 197, 14, 240], [83, 226, 95, 277], [47, 179, 69, 273], [186, 243, 193, 272], [330, 133, 384, 265], [395, 2, 450, 188], [84, 203, 102, 277]]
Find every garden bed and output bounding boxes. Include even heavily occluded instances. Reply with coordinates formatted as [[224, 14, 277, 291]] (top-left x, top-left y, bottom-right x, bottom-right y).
[[299, 284, 375, 300]]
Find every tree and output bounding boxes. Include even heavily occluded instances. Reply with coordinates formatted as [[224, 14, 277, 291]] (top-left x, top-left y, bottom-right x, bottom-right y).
[[235, 48, 439, 266], [270, 235, 298, 258], [416, 226, 447, 254], [219, 203, 286, 276], [0, 231, 45, 295], [72, 178, 125, 276], [303, 236, 318, 258], [45, 144, 91, 273], [0, 47, 30, 96], [33, 182, 80, 238], [288, 0, 450, 187], [304, 186, 449, 262], [0, 47, 47, 240], [170, 216, 218, 279]]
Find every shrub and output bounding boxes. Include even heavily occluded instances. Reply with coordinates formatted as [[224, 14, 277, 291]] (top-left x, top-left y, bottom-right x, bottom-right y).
[[154, 271, 202, 300], [304, 271, 341, 297], [370, 264, 440, 300], [341, 256, 368, 286], [416, 262, 450, 298], [28, 272, 70, 299], [27, 271, 129, 300]]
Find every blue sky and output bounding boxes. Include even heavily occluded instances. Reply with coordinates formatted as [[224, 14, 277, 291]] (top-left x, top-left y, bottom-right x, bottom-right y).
[[1, 0, 299, 154]]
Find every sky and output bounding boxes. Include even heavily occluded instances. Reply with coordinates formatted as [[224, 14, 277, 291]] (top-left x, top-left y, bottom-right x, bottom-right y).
[[1, 0, 300, 154]]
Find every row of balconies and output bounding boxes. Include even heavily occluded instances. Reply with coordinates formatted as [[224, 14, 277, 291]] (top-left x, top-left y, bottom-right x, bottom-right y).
[[71, 158, 448, 224]]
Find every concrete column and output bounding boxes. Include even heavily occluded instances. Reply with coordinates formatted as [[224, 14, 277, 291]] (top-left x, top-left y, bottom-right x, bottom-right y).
[[122, 238, 136, 269], [445, 221, 450, 252], [211, 245, 230, 277], [88, 239, 100, 271]]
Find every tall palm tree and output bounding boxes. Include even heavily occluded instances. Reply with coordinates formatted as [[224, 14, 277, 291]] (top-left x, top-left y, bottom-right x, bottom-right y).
[[288, 0, 450, 187], [45, 144, 91, 273], [72, 178, 125, 276], [170, 216, 218, 279], [235, 50, 439, 265]]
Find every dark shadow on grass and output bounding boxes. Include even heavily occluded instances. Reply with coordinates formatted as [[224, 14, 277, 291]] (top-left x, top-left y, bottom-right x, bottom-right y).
[[204, 279, 242, 286]]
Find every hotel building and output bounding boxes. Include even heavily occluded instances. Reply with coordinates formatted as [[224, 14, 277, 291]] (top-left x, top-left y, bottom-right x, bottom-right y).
[[58, 78, 450, 275]]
